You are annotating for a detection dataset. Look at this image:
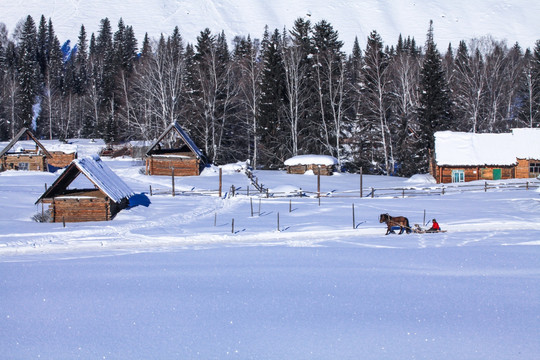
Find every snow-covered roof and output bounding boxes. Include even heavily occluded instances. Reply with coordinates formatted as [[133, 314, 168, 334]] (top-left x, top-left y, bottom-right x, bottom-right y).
[[74, 155, 134, 203], [0, 128, 52, 158], [284, 155, 338, 166], [146, 122, 205, 161], [435, 128, 540, 166], [36, 155, 134, 204]]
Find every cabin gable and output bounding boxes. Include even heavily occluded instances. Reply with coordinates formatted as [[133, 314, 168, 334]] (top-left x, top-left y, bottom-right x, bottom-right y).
[[36, 156, 134, 222], [145, 122, 206, 176]]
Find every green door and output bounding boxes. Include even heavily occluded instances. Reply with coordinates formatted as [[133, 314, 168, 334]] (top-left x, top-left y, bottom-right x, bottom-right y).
[[493, 168, 502, 180]]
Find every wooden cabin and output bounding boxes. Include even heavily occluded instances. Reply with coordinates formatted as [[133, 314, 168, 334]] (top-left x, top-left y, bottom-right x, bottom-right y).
[[0, 128, 52, 171], [0, 128, 77, 172], [284, 155, 338, 176], [35, 155, 134, 222], [431, 128, 540, 183], [145, 122, 207, 176]]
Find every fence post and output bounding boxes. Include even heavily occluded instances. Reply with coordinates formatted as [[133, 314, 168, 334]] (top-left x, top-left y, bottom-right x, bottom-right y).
[[360, 167, 363, 198], [277, 212, 280, 232], [214, 213, 217, 227], [352, 203, 355, 229], [171, 168, 175, 196], [231, 218, 234, 234], [247, 185, 250, 196], [526, 181, 529, 190], [149, 185, 153, 196], [250, 197, 254, 217], [371, 187, 374, 198], [289, 199, 292, 213], [402, 188, 405, 198], [219, 167, 222, 197], [484, 181, 487, 192], [317, 172, 321, 199]]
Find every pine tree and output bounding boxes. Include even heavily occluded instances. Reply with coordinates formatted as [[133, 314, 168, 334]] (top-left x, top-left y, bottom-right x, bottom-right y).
[[17, 15, 40, 131], [416, 20, 453, 173], [311, 20, 346, 161], [258, 28, 287, 167]]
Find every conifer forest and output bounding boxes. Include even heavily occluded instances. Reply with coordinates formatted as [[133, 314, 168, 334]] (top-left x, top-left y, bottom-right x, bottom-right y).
[[1, 15, 539, 175]]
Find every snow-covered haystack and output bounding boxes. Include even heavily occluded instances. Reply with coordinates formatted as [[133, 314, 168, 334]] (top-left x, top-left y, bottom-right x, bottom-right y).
[[284, 155, 338, 167], [284, 155, 338, 176], [406, 174, 437, 184]]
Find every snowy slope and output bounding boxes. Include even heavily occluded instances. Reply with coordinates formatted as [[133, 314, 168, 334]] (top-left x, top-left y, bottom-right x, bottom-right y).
[[1, 0, 538, 52]]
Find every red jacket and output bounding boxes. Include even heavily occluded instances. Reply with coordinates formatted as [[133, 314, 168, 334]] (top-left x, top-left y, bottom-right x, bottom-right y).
[[431, 222, 440, 231]]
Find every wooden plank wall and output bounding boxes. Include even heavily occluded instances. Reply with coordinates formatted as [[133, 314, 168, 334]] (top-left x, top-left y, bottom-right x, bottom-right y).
[[2, 154, 47, 171], [46, 198, 111, 222], [435, 166, 514, 183], [48, 152, 77, 168], [146, 156, 200, 176], [42, 197, 128, 222], [287, 164, 334, 176]]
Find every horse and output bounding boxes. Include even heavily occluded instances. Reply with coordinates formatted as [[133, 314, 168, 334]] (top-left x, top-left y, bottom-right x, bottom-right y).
[[379, 213, 412, 235]]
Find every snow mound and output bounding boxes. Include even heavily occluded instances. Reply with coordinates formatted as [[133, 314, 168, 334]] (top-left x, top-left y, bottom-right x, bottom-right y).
[[406, 174, 437, 184], [284, 155, 338, 166], [270, 184, 302, 195], [220, 161, 248, 174]]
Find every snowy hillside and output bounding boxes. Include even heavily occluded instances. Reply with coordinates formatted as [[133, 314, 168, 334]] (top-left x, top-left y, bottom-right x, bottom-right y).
[[1, 0, 539, 52]]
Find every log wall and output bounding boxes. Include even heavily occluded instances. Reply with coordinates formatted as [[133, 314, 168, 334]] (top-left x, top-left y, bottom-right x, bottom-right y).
[[286, 164, 335, 176], [434, 165, 514, 183], [2, 154, 47, 171], [48, 152, 77, 169], [515, 158, 540, 178], [42, 195, 128, 222], [146, 155, 200, 176]]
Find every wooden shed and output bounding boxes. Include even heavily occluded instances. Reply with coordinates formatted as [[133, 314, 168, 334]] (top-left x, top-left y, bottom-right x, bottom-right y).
[[431, 128, 540, 183], [145, 122, 207, 176], [0, 128, 52, 171], [0, 128, 77, 172], [36, 155, 134, 222], [284, 155, 338, 176]]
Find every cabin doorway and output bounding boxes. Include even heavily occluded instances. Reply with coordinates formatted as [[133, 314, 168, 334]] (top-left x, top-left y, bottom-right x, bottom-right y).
[[451, 170, 465, 183], [492, 168, 502, 180]]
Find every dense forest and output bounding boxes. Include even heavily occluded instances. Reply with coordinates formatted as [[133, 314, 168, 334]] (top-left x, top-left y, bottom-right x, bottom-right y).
[[0, 15, 539, 175]]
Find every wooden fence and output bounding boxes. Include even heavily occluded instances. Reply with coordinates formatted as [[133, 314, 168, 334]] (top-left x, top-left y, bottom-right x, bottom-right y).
[[146, 179, 539, 199]]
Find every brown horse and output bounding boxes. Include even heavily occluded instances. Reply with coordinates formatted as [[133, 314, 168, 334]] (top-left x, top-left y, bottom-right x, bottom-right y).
[[379, 213, 412, 235]]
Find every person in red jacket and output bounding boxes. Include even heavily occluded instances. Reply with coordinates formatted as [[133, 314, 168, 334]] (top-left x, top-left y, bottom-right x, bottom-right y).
[[428, 219, 441, 232]]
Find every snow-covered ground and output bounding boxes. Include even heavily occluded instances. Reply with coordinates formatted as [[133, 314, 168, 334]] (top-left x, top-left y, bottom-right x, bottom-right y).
[[1, 143, 539, 358]]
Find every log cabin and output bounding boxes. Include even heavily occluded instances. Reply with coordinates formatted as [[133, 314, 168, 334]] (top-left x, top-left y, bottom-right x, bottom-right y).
[[430, 128, 540, 183], [0, 128, 52, 171], [35, 155, 134, 222], [0, 128, 77, 171], [145, 122, 207, 176], [284, 155, 338, 176]]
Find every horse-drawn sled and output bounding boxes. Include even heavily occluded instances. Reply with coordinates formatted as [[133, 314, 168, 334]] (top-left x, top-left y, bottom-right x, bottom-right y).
[[379, 213, 447, 234]]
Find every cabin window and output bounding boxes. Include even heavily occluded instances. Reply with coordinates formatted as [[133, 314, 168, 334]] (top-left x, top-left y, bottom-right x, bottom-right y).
[[530, 162, 540, 176], [18, 162, 29, 171], [451, 169, 465, 183]]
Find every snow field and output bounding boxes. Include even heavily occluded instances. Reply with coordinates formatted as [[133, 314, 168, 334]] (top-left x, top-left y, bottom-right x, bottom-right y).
[[0, 156, 539, 359]]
